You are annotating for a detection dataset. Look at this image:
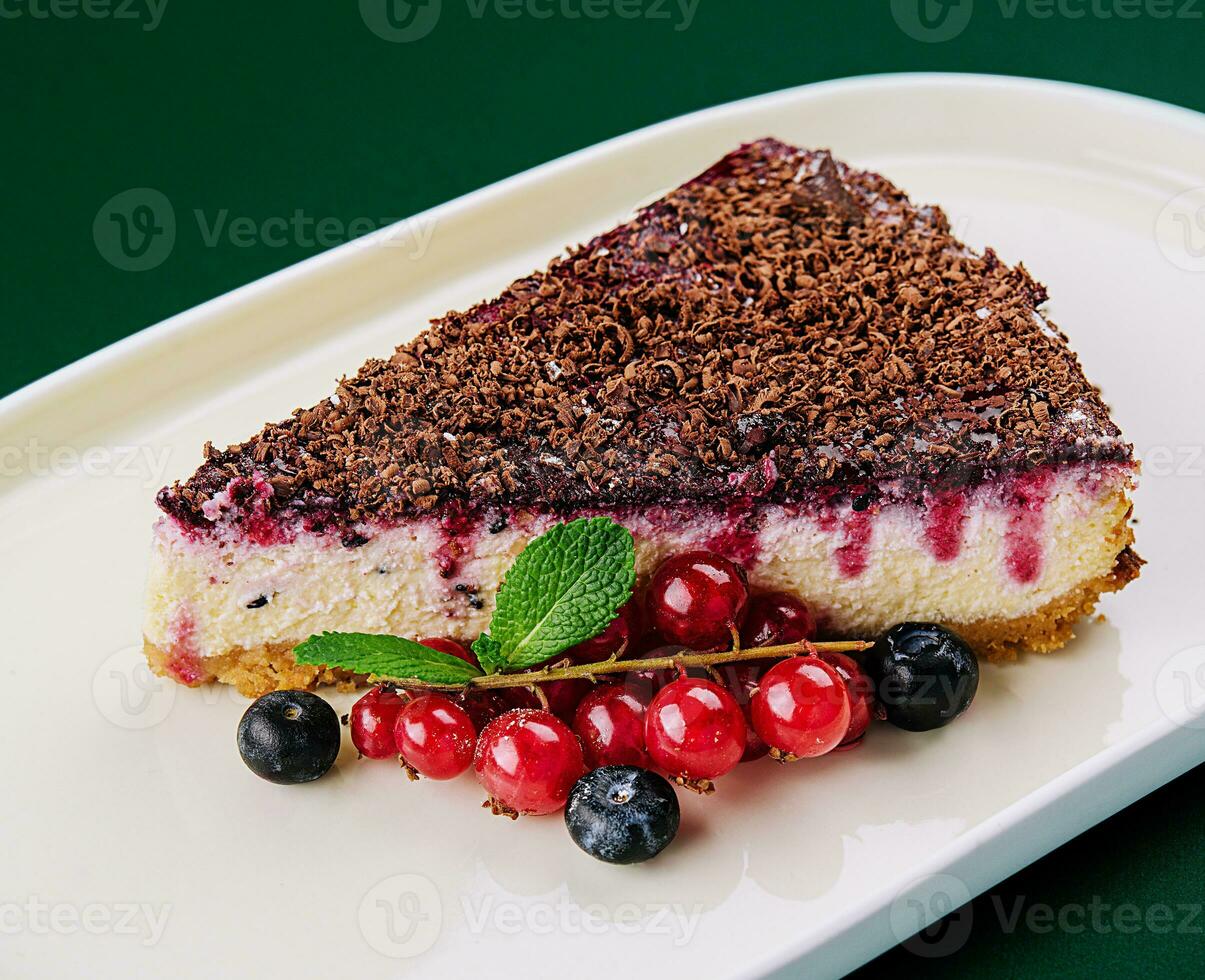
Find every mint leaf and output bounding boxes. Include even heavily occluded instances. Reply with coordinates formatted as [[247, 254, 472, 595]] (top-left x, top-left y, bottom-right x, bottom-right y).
[[471, 633, 503, 675], [294, 633, 483, 684], [486, 517, 635, 672], [293, 519, 634, 681]]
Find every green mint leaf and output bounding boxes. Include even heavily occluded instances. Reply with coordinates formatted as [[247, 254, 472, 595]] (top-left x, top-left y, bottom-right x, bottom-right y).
[[487, 517, 635, 672], [471, 633, 503, 675], [294, 633, 483, 684]]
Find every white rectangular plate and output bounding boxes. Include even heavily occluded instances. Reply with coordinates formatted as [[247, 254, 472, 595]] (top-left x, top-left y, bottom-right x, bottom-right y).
[[3, 74, 1205, 980]]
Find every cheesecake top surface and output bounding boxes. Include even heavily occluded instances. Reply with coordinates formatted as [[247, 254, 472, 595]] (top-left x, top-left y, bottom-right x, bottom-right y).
[[159, 138, 1131, 528]]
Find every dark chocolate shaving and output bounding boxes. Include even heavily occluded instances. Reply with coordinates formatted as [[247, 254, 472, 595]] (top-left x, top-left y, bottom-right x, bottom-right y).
[[159, 139, 1131, 531]]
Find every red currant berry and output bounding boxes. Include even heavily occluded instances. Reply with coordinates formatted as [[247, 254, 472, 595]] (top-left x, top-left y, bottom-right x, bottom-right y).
[[750, 657, 850, 759], [499, 686, 542, 712], [500, 681, 596, 725], [498, 675, 607, 723], [418, 636, 478, 669], [349, 685, 407, 760], [544, 679, 595, 724], [713, 662, 770, 762], [621, 650, 712, 704], [740, 592, 817, 648], [573, 685, 650, 769], [742, 726, 770, 762], [646, 551, 749, 649], [450, 689, 509, 734], [819, 651, 874, 747], [474, 709, 586, 815], [631, 628, 671, 657], [564, 600, 643, 664], [645, 677, 746, 782], [393, 695, 477, 780]]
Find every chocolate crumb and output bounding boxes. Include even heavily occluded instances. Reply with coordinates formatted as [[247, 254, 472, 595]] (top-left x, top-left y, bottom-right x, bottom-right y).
[[159, 139, 1132, 532]]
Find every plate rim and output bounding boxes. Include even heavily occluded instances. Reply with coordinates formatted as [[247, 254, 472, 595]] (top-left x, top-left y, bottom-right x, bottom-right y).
[[5, 73, 1205, 978]]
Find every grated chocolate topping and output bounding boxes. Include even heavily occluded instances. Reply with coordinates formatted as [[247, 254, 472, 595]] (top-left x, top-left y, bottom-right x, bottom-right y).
[[158, 139, 1132, 530]]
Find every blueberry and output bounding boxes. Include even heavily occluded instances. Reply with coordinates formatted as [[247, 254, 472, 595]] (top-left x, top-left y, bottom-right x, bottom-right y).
[[565, 766, 680, 864], [237, 690, 341, 784], [864, 623, 979, 732]]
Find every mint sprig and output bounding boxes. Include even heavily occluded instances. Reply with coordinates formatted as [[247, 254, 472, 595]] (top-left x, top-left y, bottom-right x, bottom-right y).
[[294, 633, 483, 684], [292, 517, 635, 684], [478, 517, 635, 673]]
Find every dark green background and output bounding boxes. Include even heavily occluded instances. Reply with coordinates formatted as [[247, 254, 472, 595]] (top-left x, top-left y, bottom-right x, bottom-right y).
[[2, 0, 1202, 975]]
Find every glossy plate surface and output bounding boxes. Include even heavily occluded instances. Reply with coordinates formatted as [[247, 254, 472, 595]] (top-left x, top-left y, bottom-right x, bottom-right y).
[[3, 74, 1204, 980]]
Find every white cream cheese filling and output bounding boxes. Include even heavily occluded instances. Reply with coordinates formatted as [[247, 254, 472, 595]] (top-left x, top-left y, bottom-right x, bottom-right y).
[[145, 466, 1131, 659]]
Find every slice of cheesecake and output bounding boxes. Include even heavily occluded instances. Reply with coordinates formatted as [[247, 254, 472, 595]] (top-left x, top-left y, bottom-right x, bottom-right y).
[[145, 139, 1140, 696]]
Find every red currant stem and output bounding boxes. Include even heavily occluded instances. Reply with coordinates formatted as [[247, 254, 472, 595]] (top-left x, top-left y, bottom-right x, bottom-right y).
[[370, 639, 872, 692]]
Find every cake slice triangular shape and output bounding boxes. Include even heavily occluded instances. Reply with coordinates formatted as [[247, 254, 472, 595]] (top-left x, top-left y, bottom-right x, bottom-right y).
[[145, 139, 1140, 695]]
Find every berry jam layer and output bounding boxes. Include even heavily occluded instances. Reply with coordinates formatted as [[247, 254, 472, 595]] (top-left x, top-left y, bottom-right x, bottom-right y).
[[144, 463, 1137, 697]]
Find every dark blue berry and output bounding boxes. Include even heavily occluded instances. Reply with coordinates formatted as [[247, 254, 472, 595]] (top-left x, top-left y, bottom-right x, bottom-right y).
[[237, 690, 341, 784], [565, 766, 680, 864], [864, 623, 979, 732]]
